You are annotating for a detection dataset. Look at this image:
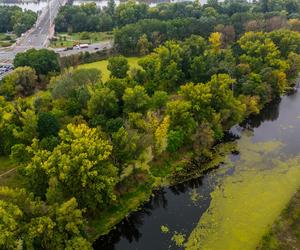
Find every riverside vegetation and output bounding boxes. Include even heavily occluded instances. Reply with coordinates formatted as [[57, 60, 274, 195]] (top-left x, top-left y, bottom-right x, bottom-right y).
[[2, 0, 300, 248]]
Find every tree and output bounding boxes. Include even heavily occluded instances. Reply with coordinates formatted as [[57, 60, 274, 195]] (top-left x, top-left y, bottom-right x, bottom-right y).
[[0, 66, 37, 99], [209, 32, 222, 53], [14, 49, 60, 75], [167, 130, 185, 153], [107, 56, 129, 78], [208, 74, 246, 129], [288, 18, 300, 32], [51, 68, 101, 115], [13, 108, 38, 145], [25, 124, 118, 210], [154, 115, 170, 154], [238, 32, 287, 72], [123, 86, 150, 114], [166, 99, 196, 139], [87, 87, 119, 119], [106, 0, 116, 17], [10, 143, 30, 164], [37, 112, 60, 139], [137, 34, 150, 56], [0, 6, 37, 35], [189, 56, 207, 82], [111, 127, 141, 171], [150, 91, 168, 110], [0, 187, 92, 250], [179, 82, 213, 123], [105, 78, 127, 101]]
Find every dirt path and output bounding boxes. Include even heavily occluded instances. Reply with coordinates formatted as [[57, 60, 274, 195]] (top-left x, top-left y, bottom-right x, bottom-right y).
[[0, 167, 17, 178]]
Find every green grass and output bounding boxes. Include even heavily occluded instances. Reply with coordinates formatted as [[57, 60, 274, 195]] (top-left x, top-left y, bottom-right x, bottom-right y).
[[50, 32, 113, 48], [79, 57, 142, 82], [0, 156, 23, 188], [0, 156, 14, 175], [0, 33, 16, 47]]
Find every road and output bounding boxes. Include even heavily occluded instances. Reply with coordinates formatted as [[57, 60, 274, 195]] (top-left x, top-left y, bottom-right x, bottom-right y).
[[56, 41, 113, 57], [0, 0, 67, 64]]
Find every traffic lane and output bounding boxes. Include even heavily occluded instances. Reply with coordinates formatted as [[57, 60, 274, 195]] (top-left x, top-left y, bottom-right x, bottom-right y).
[[57, 42, 113, 57]]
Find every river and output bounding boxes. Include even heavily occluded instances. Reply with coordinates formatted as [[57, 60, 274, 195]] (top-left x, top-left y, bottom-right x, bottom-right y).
[[94, 87, 300, 249], [0, 0, 206, 12]]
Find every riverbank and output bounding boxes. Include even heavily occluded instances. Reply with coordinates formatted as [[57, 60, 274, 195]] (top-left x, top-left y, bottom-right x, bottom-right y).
[[258, 189, 300, 249], [87, 141, 237, 241]]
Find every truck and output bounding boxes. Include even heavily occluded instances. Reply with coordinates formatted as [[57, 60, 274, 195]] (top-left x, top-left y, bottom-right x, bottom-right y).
[[79, 44, 89, 49]]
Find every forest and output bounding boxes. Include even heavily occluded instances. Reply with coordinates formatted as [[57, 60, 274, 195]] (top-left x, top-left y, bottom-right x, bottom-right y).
[[1, 0, 300, 249]]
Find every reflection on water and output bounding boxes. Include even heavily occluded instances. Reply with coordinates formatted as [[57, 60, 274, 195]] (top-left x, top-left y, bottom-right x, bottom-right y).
[[241, 97, 280, 129], [0, 0, 206, 13], [94, 175, 216, 250], [94, 89, 300, 250]]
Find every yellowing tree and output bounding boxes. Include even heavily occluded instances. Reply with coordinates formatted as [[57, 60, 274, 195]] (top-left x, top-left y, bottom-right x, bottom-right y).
[[209, 32, 222, 53], [154, 115, 170, 155]]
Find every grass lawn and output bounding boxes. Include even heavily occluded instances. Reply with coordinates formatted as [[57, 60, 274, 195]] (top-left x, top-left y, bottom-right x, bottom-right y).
[[0, 33, 16, 47], [79, 57, 142, 82], [0, 156, 23, 188], [50, 31, 113, 48]]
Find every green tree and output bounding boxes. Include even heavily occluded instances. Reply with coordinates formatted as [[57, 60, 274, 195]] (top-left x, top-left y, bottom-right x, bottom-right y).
[[14, 49, 60, 75], [25, 124, 118, 210], [87, 87, 119, 119], [166, 99, 196, 139], [37, 112, 60, 139], [0, 66, 37, 99], [123, 86, 150, 114], [150, 91, 168, 110], [137, 34, 150, 56], [0, 187, 92, 249], [107, 56, 129, 78]]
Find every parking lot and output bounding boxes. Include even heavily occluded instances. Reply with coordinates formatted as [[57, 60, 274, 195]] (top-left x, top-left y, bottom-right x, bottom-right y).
[[0, 64, 13, 81]]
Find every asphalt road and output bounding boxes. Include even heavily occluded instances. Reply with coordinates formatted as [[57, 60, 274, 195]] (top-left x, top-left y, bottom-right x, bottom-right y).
[[56, 41, 113, 57]]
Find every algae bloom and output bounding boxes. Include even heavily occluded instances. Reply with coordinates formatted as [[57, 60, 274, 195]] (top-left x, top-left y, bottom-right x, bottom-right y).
[[186, 134, 300, 250]]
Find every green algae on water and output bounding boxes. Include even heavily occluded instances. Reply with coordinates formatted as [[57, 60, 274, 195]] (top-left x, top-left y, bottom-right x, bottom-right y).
[[186, 134, 300, 250], [161, 225, 170, 234], [189, 189, 201, 205], [172, 232, 186, 247]]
